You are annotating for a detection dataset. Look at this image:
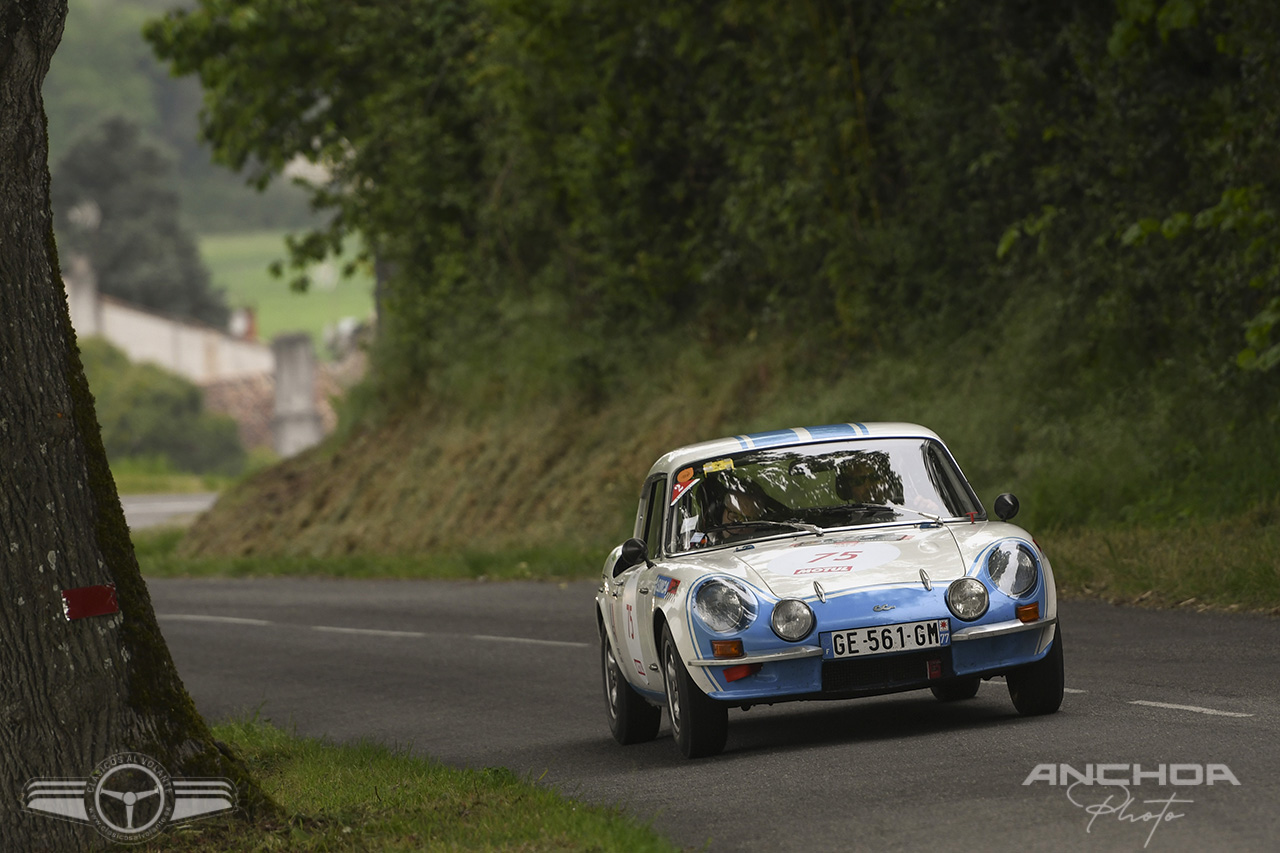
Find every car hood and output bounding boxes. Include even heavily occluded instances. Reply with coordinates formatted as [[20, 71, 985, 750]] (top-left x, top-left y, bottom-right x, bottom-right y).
[[727, 525, 967, 599]]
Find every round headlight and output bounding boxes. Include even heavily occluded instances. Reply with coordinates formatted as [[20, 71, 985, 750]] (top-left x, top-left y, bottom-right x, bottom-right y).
[[946, 577, 989, 621], [694, 580, 754, 633], [987, 542, 1038, 598], [770, 599, 815, 641]]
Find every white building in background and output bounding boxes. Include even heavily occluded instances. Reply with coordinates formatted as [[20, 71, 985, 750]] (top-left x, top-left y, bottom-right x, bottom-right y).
[[63, 254, 274, 383], [62, 253, 334, 457]]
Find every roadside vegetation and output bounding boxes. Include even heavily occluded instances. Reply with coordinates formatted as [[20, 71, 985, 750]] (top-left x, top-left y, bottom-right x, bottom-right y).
[[144, 0, 1279, 617], [136, 719, 676, 853], [111, 6, 1280, 849], [81, 339, 249, 481], [135, 329, 1280, 614]]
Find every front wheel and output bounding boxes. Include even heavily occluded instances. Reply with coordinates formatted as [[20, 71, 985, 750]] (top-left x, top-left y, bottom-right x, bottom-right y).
[[601, 627, 660, 744], [661, 625, 728, 758], [1007, 626, 1064, 716]]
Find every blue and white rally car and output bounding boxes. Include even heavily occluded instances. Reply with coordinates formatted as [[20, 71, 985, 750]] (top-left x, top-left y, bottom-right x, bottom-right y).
[[597, 423, 1063, 757]]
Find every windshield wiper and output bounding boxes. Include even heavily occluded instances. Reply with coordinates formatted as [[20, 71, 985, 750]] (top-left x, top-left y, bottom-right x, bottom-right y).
[[703, 519, 824, 537], [829, 503, 897, 516], [828, 504, 946, 526]]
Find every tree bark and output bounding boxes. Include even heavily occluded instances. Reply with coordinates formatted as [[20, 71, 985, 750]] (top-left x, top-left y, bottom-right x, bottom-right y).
[[0, 2, 265, 848]]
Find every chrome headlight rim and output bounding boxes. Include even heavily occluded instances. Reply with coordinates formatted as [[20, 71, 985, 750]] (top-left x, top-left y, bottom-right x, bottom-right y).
[[770, 598, 816, 642], [692, 578, 757, 634], [946, 577, 990, 622]]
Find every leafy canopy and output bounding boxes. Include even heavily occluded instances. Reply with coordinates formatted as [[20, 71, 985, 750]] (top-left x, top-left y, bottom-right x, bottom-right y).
[[146, 0, 1280, 412]]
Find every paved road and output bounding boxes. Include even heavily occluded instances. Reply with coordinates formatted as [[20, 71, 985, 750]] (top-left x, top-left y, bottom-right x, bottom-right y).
[[121, 493, 219, 529], [148, 578, 1280, 851]]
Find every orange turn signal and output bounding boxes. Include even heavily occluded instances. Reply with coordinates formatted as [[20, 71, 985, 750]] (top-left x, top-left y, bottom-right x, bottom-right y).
[[1016, 602, 1040, 623], [711, 639, 744, 658]]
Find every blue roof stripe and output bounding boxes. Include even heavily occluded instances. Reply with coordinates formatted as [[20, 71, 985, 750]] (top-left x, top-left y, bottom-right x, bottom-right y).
[[734, 424, 870, 450], [806, 423, 869, 439], [738, 428, 802, 449]]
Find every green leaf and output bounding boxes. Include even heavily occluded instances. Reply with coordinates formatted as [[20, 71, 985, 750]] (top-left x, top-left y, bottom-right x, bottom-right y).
[[1157, 0, 1200, 41], [1160, 212, 1192, 240], [996, 226, 1021, 259], [1121, 219, 1159, 247]]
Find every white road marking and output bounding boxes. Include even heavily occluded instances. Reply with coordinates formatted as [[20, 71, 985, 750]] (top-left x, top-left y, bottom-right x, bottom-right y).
[[1129, 700, 1254, 718], [471, 634, 589, 649], [158, 613, 588, 648], [313, 625, 428, 639], [159, 614, 272, 626]]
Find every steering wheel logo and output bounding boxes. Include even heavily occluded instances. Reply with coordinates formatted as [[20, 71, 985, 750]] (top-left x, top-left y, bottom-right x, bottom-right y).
[[86, 753, 175, 843]]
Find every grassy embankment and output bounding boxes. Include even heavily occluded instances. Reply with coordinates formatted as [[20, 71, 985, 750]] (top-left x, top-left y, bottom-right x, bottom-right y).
[[134, 720, 675, 852], [138, 330, 1280, 613]]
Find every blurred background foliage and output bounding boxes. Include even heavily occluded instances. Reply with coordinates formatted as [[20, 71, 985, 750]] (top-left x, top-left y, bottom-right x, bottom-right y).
[[44, 0, 316, 233], [52, 116, 231, 327], [80, 339, 247, 477], [134, 0, 1280, 538]]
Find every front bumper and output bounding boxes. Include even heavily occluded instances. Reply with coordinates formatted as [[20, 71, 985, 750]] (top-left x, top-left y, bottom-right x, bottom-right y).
[[692, 618, 1057, 702]]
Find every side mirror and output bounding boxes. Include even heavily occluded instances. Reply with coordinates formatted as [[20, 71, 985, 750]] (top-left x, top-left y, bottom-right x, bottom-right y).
[[613, 537, 651, 577], [993, 493, 1020, 522]]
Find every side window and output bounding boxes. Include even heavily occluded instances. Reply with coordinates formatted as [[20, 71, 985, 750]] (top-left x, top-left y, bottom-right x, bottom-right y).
[[640, 477, 667, 558]]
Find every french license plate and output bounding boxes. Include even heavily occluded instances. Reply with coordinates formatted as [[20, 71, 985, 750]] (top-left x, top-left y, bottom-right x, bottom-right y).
[[825, 619, 950, 659]]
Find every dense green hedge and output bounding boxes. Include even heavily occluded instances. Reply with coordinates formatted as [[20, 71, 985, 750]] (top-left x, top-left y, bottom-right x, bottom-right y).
[[146, 2, 1280, 529], [80, 339, 246, 476], [146, 1, 1280, 389]]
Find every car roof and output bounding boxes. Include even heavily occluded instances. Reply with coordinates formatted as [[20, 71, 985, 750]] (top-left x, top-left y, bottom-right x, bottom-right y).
[[646, 422, 943, 479]]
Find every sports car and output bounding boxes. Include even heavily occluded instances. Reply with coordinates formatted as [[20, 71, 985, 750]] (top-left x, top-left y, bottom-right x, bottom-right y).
[[597, 423, 1063, 758]]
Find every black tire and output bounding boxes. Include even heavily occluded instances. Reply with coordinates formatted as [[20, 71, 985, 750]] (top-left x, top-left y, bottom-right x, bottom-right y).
[[601, 626, 661, 744], [1007, 626, 1065, 716], [660, 624, 728, 758], [930, 676, 981, 702]]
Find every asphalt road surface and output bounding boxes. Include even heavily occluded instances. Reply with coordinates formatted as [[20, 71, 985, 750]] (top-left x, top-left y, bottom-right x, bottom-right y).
[[148, 578, 1280, 852], [121, 493, 219, 529]]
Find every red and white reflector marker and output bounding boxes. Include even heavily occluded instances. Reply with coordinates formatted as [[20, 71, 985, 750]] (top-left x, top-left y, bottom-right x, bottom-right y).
[[61, 584, 119, 621]]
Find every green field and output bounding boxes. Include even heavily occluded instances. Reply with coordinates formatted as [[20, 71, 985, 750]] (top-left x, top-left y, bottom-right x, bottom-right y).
[[199, 230, 375, 355]]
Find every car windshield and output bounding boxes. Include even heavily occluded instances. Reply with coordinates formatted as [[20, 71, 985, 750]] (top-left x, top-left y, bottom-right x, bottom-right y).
[[666, 438, 982, 554]]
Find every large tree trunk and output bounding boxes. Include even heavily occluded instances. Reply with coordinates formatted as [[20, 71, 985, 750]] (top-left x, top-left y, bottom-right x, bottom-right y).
[[0, 2, 264, 848]]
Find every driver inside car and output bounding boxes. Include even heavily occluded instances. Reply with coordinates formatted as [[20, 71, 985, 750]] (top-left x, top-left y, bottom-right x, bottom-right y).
[[691, 477, 774, 546], [834, 454, 901, 505]]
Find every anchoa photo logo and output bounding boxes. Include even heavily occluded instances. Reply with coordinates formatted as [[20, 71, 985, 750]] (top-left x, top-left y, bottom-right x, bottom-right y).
[[23, 751, 236, 844], [1024, 763, 1241, 849], [1022, 763, 1241, 786]]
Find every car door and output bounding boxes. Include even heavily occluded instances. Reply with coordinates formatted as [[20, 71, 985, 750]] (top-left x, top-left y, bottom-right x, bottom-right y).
[[613, 474, 666, 689]]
